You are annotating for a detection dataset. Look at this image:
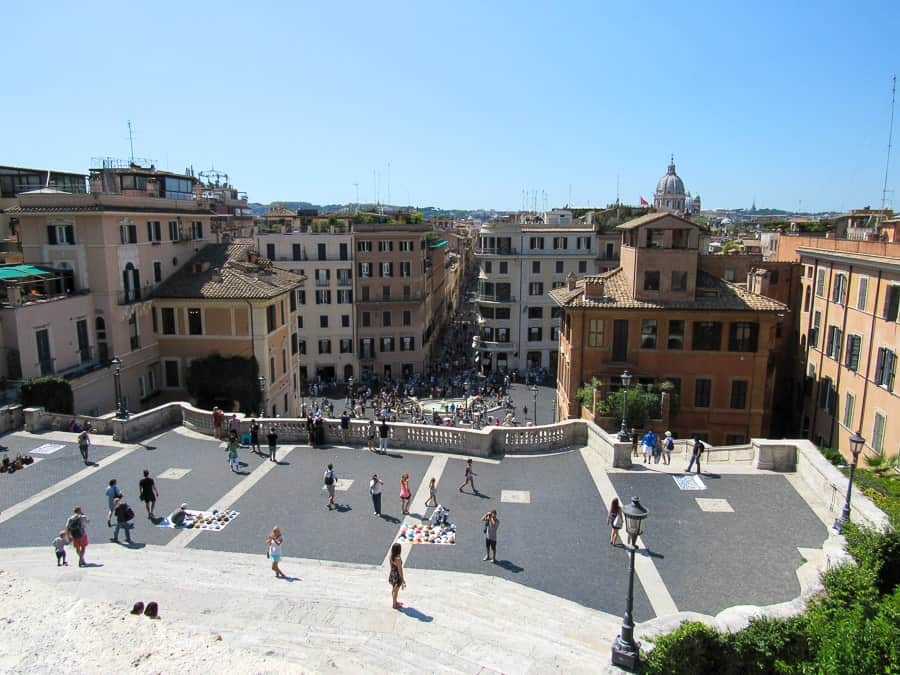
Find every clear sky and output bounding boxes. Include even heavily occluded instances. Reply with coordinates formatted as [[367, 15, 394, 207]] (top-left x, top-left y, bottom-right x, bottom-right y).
[[4, 1, 899, 212]]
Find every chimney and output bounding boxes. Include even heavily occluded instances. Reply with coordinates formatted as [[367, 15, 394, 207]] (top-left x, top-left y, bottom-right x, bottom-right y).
[[567, 272, 577, 291]]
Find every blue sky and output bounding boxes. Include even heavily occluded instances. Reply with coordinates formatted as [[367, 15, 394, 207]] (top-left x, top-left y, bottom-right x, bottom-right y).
[[4, 1, 899, 212]]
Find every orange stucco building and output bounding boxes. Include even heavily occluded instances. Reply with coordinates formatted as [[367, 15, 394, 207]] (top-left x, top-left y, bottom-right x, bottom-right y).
[[551, 213, 788, 444]]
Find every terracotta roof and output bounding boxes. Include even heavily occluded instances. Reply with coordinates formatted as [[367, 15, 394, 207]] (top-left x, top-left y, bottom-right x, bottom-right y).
[[549, 267, 787, 312], [615, 211, 698, 230], [153, 241, 304, 300]]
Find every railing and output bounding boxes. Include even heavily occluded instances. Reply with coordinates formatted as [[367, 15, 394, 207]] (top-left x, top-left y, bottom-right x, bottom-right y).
[[476, 294, 516, 303], [357, 294, 426, 303], [475, 247, 518, 256]]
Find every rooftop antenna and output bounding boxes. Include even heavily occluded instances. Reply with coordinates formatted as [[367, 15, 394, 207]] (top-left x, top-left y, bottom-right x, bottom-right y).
[[127, 120, 135, 163], [880, 74, 896, 214], [521, 189, 526, 212], [353, 182, 359, 213], [616, 173, 620, 206]]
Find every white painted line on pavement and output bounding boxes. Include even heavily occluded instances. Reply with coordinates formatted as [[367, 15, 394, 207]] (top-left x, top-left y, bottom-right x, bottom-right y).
[[167, 446, 296, 549], [579, 446, 679, 618], [384, 454, 449, 567]]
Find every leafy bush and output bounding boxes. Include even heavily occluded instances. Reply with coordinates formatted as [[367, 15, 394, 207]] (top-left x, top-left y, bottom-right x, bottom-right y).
[[576, 377, 600, 411], [19, 376, 74, 414], [818, 446, 845, 466], [728, 615, 810, 674], [597, 387, 661, 429], [644, 621, 725, 675], [843, 524, 900, 595], [185, 354, 261, 413]]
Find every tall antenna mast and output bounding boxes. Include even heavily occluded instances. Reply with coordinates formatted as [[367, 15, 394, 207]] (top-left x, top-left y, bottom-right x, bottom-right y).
[[127, 120, 135, 163], [616, 173, 620, 206], [881, 74, 896, 213]]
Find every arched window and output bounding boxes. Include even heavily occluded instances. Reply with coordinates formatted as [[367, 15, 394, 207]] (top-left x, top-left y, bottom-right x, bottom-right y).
[[122, 262, 141, 303]]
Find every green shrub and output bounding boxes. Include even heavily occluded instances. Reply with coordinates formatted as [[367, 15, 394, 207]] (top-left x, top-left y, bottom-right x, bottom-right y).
[[19, 376, 74, 414], [643, 621, 726, 675], [185, 354, 261, 413], [818, 446, 845, 466], [727, 615, 810, 674], [843, 524, 900, 595]]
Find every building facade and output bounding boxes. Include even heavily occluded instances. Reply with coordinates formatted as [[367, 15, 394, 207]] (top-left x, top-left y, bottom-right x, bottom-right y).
[[552, 212, 787, 445]]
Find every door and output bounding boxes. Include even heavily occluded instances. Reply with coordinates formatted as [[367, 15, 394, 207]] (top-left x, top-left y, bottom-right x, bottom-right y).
[[612, 319, 629, 362], [76, 319, 90, 364], [35, 329, 53, 375]]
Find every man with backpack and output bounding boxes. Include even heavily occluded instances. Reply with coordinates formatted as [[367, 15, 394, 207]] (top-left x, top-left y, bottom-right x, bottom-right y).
[[687, 436, 705, 474], [66, 506, 90, 566], [78, 429, 91, 464], [112, 496, 135, 544], [323, 463, 337, 510]]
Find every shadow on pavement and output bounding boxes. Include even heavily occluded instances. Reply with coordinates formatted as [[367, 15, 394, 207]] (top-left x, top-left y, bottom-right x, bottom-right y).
[[399, 606, 433, 622], [495, 559, 524, 573]]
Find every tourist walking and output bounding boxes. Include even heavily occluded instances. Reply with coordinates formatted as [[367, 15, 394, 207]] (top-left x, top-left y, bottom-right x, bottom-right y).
[[212, 406, 225, 439], [52, 530, 68, 566], [400, 473, 411, 515], [78, 428, 91, 464], [687, 437, 704, 474], [105, 479, 122, 527], [249, 419, 262, 454], [425, 477, 437, 508], [367, 420, 377, 452], [631, 428, 639, 458], [458, 458, 477, 493], [227, 435, 240, 472], [323, 463, 337, 510], [641, 428, 657, 464], [266, 426, 278, 462], [228, 414, 240, 438], [112, 496, 134, 544], [662, 431, 675, 466], [388, 542, 406, 609], [138, 469, 158, 517], [66, 506, 90, 567], [607, 497, 623, 546], [266, 526, 286, 578], [481, 509, 499, 562], [379, 418, 389, 452], [370, 474, 384, 516], [306, 415, 315, 447], [340, 410, 351, 444]]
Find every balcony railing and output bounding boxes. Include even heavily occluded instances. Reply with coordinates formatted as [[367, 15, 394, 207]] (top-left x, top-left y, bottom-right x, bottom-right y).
[[476, 247, 518, 256], [118, 283, 159, 305], [476, 294, 516, 303], [357, 294, 425, 303]]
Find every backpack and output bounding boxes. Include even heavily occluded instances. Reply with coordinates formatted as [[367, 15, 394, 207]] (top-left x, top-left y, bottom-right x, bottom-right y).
[[122, 504, 135, 522], [324, 471, 334, 486], [67, 514, 84, 539], [665, 437, 674, 450]]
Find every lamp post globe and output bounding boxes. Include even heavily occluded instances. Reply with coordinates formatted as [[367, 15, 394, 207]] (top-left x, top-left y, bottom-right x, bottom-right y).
[[835, 430, 866, 532], [611, 496, 649, 671], [617, 370, 633, 441]]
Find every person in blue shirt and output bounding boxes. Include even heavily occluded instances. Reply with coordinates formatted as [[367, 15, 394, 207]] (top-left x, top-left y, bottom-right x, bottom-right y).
[[641, 428, 658, 465]]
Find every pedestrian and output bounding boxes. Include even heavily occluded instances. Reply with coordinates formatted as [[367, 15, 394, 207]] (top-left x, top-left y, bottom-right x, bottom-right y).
[[607, 497, 623, 546], [379, 417, 389, 453], [370, 474, 384, 516], [388, 542, 406, 609], [367, 419, 377, 452], [139, 469, 158, 517], [266, 526, 286, 578], [66, 506, 90, 567], [481, 509, 499, 562], [78, 428, 91, 464], [425, 477, 437, 508], [323, 463, 336, 510], [687, 436, 704, 474], [227, 435, 240, 472], [266, 425, 278, 462], [212, 406, 224, 439], [306, 414, 315, 447], [105, 479, 122, 527], [631, 428, 639, 458], [641, 427, 657, 464], [249, 419, 262, 455], [652, 435, 662, 464], [112, 496, 134, 544], [340, 410, 351, 444], [458, 458, 477, 493], [228, 414, 240, 438], [52, 530, 68, 566], [314, 416, 324, 445], [662, 431, 675, 466], [400, 473, 411, 515]]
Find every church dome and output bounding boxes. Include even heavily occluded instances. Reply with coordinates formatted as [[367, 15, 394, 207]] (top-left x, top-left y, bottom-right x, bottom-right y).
[[656, 158, 685, 196]]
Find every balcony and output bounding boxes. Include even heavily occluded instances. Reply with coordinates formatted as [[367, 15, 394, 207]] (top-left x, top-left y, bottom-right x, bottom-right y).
[[357, 294, 425, 304], [472, 336, 514, 352], [476, 247, 518, 256], [118, 283, 159, 305], [476, 294, 516, 304]]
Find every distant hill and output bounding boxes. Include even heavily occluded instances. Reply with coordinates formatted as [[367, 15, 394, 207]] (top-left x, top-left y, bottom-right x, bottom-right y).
[[248, 201, 494, 220]]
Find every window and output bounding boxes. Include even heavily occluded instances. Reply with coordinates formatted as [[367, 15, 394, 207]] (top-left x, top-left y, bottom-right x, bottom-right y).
[[499, 262, 508, 274], [694, 379, 711, 408], [403, 285, 411, 300], [337, 289, 352, 304], [337, 269, 352, 286], [884, 286, 900, 321], [317, 243, 326, 261], [359, 262, 372, 277], [815, 269, 826, 297], [282, 349, 287, 374], [341, 314, 350, 328], [315, 290, 331, 304], [357, 241, 372, 252], [555, 261, 564, 274], [161, 308, 176, 335], [872, 412, 886, 455], [299, 340, 307, 355], [315, 269, 330, 286], [857, 277, 868, 310], [191, 221, 203, 239], [380, 337, 395, 352], [318, 339, 332, 354], [153, 261, 162, 283], [320, 315, 328, 329], [578, 260, 587, 274], [266, 305, 277, 332], [496, 307, 511, 320], [382, 286, 391, 300], [292, 243, 303, 261], [297, 289, 306, 305], [496, 328, 510, 342], [483, 261, 493, 274], [671, 271, 688, 292], [399, 261, 411, 277], [400, 336, 415, 351], [730, 380, 748, 409], [692, 322, 722, 351], [530, 237, 544, 250], [843, 392, 856, 428], [640, 319, 658, 349], [266, 243, 276, 260], [832, 274, 847, 304], [845, 334, 862, 371], [146, 221, 161, 242], [528, 327, 542, 341], [724, 269, 736, 282], [297, 315, 303, 329], [874, 347, 896, 391], [646, 229, 663, 248], [643, 271, 660, 291], [553, 237, 568, 250], [291, 333, 298, 355], [532, 261, 541, 274], [803, 286, 811, 313], [119, 222, 137, 244], [810, 310, 822, 348], [168, 221, 179, 240], [164, 360, 180, 388], [362, 312, 371, 327], [667, 320, 684, 350], [399, 240, 414, 252], [825, 325, 842, 360], [529, 282, 544, 296], [340, 243, 349, 261], [576, 236, 592, 250], [728, 322, 759, 352], [550, 326, 560, 341], [402, 310, 411, 326], [378, 241, 393, 252], [187, 308, 202, 335], [382, 311, 391, 327], [551, 281, 564, 290], [380, 262, 393, 277], [819, 377, 836, 415], [128, 313, 140, 350], [340, 338, 352, 353], [528, 307, 543, 319]]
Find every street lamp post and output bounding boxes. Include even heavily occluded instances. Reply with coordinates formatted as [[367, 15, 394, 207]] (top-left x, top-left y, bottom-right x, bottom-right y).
[[463, 380, 470, 417], [617, 370, 633, 441], [111, 356, 125, 419], [258, 376, 266, 417], [530, 384, 538, 425], [834, 430, 866, 533], [611, 496, 649, 672], [346, 376, 354, 407]]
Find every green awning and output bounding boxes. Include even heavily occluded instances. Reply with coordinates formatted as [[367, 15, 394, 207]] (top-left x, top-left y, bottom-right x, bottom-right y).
[[429, 240, 449, 249], [0, 265, 52, 280]]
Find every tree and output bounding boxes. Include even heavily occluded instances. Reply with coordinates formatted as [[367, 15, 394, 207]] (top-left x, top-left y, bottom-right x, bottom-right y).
[[185, 354, 261, 413], [20, 376, 73, 414], [598, 386, 661, 429]]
